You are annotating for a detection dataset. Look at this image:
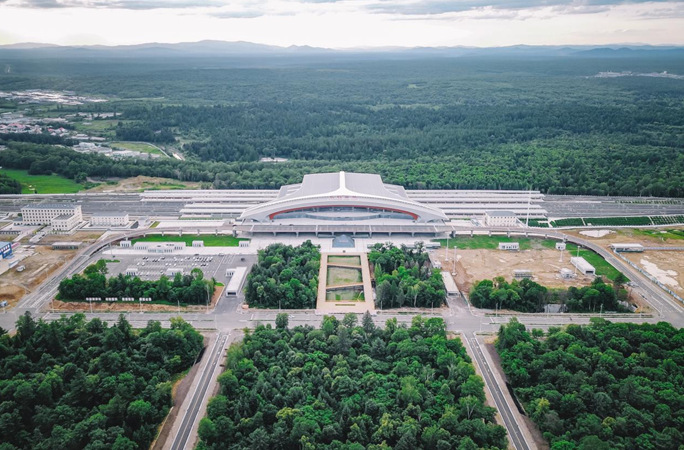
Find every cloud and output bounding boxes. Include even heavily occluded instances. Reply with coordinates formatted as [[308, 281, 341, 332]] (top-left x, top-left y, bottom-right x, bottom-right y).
[[11, 0, 222, 9], [366, 0, 680, 16], [20, 0, 66, 8]]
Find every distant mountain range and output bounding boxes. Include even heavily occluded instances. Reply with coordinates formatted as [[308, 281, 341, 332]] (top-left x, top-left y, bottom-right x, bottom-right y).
[[1, 40, 683, 59]]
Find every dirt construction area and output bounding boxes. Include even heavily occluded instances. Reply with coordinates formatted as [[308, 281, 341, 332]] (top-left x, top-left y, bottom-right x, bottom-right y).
[[0, 247, 78, 308], [435, 247, 595, 295], [566, 228, 684, 298]]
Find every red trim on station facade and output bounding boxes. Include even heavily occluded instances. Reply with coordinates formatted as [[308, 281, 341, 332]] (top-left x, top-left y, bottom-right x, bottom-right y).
[[268, 204, 419, 220]]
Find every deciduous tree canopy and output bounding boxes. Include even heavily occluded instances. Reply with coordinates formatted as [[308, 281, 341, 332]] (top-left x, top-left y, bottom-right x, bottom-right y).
[[0, 313, 203, 450], [198, 316, 506, 449], [369, 243, 445, 310], [497, 318, 684, 450], [245, 241, 321, 309]]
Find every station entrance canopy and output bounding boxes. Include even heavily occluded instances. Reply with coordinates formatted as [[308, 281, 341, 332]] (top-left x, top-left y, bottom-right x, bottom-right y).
[[239, 171, 448, 226]]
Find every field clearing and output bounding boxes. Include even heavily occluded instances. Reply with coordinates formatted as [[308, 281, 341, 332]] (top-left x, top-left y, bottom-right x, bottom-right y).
[[623, 252, 684, 296], [0, 247, 79, 308], [109, 141, 165, 155], [0, 169, 84, 194], [436, 247, 599, 295], [73, 119, 120, 133], [327, 266, 362, 285], [565, 228, 684, 293], [326, 288, 364, 301], [435, 236, 556, 250], [87, 175, 200, 192], [131, 234, 247, 247], [328, 255, 361, 265]]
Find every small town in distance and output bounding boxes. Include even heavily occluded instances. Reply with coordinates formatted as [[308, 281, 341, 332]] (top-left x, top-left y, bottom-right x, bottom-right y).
[[1, 7, 684, 448]]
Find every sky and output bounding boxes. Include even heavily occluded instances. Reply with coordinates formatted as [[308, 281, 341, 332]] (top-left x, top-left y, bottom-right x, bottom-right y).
[[0, 0, 683, 48]]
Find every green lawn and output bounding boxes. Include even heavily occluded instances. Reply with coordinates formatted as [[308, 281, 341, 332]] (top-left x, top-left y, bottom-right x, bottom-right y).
[[633, 229, 684, 241], [435, 236, 541, 250], [0, 169, 84, 194], [326, 288, 365, 301], [110, 141, 165, 156], [565, 243, 623, 281], [131, 234, 248, 247], [328, 255, 361, 266], [327, 267, 363, 286]]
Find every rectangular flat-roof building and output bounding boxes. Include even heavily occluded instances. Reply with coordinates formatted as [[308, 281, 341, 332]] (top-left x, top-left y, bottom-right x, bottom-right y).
[[91, 213, 129, 227], [441, 271, 460, 296], [485, 210, 518, 227], [51, 213, 80, 231], [52, 241, 82, 250], [225, 267, 248, 296], [0, 241, 12, 259], [610, 243, 644, 252], [513, 269, 533, 279], [498, 242, 520, 251], [21, 204, 82, 226], [571, 257, 596, 276]]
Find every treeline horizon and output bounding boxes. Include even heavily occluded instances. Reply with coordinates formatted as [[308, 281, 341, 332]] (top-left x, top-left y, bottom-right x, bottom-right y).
[[1, 56, 683, 196]]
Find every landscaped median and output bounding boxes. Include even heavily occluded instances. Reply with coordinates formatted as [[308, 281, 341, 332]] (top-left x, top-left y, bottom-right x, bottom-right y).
[[131, 234, 248, 246]]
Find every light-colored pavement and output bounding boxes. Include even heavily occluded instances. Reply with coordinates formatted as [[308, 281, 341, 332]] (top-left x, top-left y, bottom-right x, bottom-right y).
[[168, 331, 231, 450], [464, 333, 531, 450]]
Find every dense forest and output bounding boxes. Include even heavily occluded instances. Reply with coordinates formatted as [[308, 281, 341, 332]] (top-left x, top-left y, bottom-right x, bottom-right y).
[[244, 241, 321, 309], [497, 318, 684, 450], [369, 243, 445, 309], [1, 54, 683, 195], [0, 313, 204, 450], [198, 315, 507, 449], [470, 276, 629, 313], [57, 259, 216, 305]]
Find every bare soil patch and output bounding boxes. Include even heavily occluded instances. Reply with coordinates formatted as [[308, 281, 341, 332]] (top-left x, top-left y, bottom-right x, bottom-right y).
[[566, 228, 684, 297], [435, 247, 593, 295], [39, 230, 104, 244], [624, 252, 684, 296], [0, 247, 78, 308]]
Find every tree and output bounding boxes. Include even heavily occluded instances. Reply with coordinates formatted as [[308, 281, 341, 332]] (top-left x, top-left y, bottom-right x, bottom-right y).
[[362, 311, 375, 334], [275, 313, 289, 330], [342, 313, 358, 329]]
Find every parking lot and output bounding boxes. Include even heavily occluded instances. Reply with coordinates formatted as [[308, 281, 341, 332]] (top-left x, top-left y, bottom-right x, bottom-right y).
[[105, 253, 257, 288]]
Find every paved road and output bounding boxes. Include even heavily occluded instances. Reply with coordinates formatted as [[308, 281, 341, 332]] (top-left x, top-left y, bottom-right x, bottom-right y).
[[465, 334, 530, 450], [170, 331, 229, 450]]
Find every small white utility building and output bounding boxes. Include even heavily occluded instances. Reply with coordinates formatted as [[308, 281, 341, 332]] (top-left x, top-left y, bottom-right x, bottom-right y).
[[498, 242, 520, 251], [571, 257, 596, 276], [610, 243, 644, 253]]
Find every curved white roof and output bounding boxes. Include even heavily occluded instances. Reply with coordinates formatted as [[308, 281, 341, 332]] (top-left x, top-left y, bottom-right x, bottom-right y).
[[239, 171, 448, 223]]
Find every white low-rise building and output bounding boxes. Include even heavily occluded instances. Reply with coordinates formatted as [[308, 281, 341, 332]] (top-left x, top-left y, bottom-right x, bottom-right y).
[[51, 213, 80, 231], [21, 204, 82, 225], [571, 257, 596, 276], [484, 210, 518, 227], [90, 213, 129, 227], [498, 242, 520, 251], [609, 243, 644, 252]]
